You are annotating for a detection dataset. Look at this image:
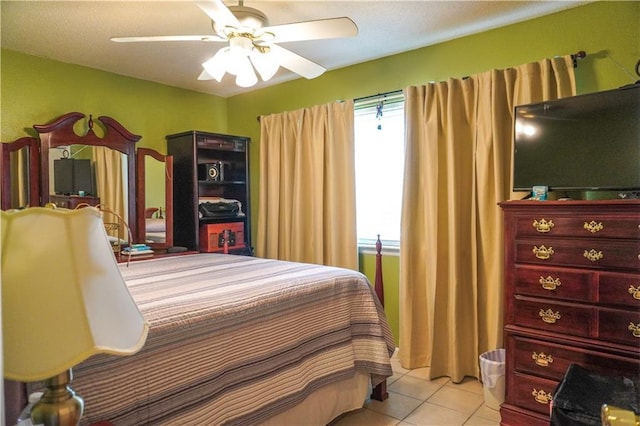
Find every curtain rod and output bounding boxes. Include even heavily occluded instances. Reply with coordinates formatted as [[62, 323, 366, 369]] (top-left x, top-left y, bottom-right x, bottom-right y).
[[354, 89, 403, 103], [257, 90, 404, 121], [257, 52, 586, 122]]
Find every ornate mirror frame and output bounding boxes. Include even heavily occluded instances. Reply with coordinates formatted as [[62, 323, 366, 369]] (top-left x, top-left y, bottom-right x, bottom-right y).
[[0, 137, 41, 210], [34, 112, 141, 238]]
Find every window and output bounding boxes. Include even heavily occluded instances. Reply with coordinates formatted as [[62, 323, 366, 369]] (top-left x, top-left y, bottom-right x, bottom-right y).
[[354, 94, 405, 249]]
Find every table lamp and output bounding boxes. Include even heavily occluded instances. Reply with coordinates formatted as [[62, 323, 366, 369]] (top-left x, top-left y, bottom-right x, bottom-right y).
[[1, 206, 149, 426]]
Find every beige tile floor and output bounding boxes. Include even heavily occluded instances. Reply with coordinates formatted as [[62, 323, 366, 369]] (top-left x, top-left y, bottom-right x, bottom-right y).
[[332, 351, 502, 426]]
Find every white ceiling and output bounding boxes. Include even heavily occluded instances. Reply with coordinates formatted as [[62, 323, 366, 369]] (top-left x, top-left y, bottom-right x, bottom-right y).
[[1, 1, 586, 98]]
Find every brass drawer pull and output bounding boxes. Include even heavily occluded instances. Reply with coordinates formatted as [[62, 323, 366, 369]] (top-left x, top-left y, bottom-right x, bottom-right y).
[[539, 276, 561, 291], [583, 221, 603, 233], [533, 219, 554, 233], [628, 285, 640, 300], [532, 351, 554, 367], [532, 388, 552, 405], [628, 322, 640, 338], [533, 245, 554, 260], [539, 308, 561, 324], [583, 249, 603, 262]]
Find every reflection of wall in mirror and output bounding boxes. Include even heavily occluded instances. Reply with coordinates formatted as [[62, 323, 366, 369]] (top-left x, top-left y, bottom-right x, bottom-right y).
[[144, 156, 165, 210], [144, 156, 167, 244]]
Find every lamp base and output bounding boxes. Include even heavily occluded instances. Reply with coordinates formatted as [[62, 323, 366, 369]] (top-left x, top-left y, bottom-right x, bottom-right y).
[[31, 369, 84, 426]]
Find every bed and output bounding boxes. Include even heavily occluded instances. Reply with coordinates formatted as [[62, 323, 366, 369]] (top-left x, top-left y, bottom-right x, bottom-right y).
[[144, 207, 167, 243], [60, 253, 394, 425], [3, 113, 394, 424]]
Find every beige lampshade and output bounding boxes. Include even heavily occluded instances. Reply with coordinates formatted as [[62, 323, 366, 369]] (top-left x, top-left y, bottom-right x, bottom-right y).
[[1, 206, 149, 382]]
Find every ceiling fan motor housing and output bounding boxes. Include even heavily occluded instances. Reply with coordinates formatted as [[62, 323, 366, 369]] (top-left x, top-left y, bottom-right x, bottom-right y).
[[213, 5, 269, 36]]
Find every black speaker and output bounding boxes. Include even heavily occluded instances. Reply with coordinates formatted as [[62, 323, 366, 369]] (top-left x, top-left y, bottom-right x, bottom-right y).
[[198, 162, 224, 181]]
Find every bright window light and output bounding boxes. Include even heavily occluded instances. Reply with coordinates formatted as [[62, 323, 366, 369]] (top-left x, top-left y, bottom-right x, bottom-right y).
[[354, 95, 405, 248]]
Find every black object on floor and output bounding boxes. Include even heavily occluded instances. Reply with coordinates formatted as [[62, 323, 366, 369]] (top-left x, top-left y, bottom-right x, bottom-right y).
[[167, 246, 188, 254], [551, 364, 639, 426]]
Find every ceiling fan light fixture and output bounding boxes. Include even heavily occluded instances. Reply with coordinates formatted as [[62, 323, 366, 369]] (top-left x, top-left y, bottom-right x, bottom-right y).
[[235, 59, 258, 88], [226, 49, 251, 76], [201, 48, 229, 82], [229, 35, 253, 53], [254, 31, 275, 45], [249, 49, 279, 82]]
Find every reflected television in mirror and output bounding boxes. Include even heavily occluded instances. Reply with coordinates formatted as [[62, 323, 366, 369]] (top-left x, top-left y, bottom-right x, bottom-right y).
[[53, 158, 94, 195]]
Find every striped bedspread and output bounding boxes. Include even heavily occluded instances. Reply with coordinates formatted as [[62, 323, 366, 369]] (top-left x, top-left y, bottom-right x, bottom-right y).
[[72, 254, 394, 425]]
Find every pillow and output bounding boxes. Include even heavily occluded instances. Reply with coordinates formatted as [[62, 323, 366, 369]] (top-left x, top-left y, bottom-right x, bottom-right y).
[[145, 218, 165, 232]]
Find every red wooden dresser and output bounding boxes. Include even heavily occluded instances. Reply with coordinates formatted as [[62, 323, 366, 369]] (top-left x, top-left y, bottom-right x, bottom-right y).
[[499, 199, 640, 425]]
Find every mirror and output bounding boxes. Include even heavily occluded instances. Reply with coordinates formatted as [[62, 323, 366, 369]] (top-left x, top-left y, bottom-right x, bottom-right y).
[[47, 144, 129, 220], [1, 137, 40, 210], [35, 113, 141, 240], [136, 148, 173, 251]]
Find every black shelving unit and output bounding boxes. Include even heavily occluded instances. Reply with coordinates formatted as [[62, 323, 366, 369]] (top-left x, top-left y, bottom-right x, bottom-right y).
[[167, 130, 251, 254]]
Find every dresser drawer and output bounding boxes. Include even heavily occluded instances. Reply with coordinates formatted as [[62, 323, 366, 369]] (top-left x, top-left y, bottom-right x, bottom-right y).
[[515, 265, 595, 302], [511, 337, 576, 381], [515, 239, 640, 271], [512, 371, 558, 415], [514, 299, 594, 337], [515, 215, 640, 239], [598, 308, 640, 346], [509, 334, 640, 381], [599, 272, 640, 308]]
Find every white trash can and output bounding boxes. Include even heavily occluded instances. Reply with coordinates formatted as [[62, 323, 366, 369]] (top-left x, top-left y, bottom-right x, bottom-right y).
[[479, 348, 506, 410]]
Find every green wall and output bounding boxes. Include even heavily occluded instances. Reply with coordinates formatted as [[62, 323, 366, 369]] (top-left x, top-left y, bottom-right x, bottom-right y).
[[1, 1, 638, 343], [0, 49, 229, 146], [0, 49, 230, 210], [227, 1, 639, 342]]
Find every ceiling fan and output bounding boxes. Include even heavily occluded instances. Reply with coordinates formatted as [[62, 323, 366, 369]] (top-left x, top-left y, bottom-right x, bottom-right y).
[[111, 0, 358, 88]]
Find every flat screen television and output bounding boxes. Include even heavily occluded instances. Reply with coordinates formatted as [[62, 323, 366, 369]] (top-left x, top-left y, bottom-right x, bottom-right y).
[[54, 158, 94, 195], [512, 84, 640, 193]]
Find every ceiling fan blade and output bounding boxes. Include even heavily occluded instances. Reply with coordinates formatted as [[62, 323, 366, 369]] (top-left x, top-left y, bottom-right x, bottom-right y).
[[270, 44, 325, 79], [196, 0, 240, 31], [111, 35, 225, 43], [263, 17, 358, 44]]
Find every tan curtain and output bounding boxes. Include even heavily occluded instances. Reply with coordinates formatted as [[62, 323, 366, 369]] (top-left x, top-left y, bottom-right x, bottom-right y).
[[93, 146, 126, 238], [13, 149, 28, 207], [399, 56, 576, 381], [257, 100, 357, 270]]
